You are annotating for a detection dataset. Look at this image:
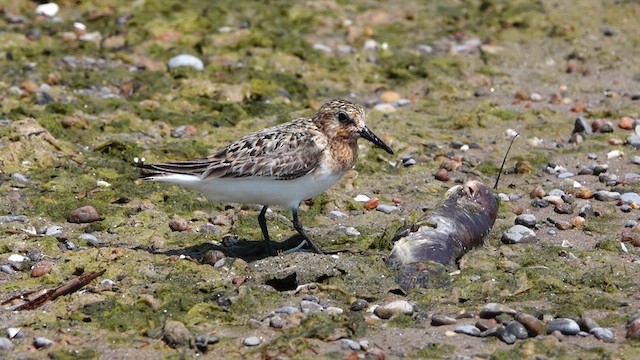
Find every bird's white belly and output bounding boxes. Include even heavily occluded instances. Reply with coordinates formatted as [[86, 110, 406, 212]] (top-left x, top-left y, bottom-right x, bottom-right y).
[[154, 171, 343, 208]]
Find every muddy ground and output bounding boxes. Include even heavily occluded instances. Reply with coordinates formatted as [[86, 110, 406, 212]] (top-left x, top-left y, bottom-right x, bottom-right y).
[[1, 0, 640, 359]]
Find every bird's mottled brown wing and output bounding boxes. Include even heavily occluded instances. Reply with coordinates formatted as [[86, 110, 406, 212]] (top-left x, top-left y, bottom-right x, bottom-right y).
[[203, 119, 327, 180], [141, 119, 327, 181]]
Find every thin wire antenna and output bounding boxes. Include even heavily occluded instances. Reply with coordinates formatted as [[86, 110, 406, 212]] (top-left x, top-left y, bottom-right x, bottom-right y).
[[494, 133, 519, 190]]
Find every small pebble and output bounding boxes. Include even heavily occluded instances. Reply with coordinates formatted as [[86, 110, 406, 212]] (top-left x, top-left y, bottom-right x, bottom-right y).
[[590, 327, 615, 343], [169, 217, 191, 232], [354, 194, 371, 202], [167, 54, 204, 71], [339, 338, 361, 351], [435, 168, 449, 181], [12, 173, 29, 182], [431, 315, 457, 326], [547, 318, 580, 335], [0, 337, 13, 350], [350, 299, 368, 312], [269, 316, 285, 329], [573, 117, 591, 134], [300, 300, 323, 314], [34, 337, 54, 349], [479, 303, 517, 318], [374, 300, 413, 319], [31, 261, 52, 277], [626, 317, 640, 340], [454, 325, 482, 337], [376, 204, 400, 214], [325, 306, 344, 316], [67, 205, 100, 223], [502, 225, 536, 244], [1, 265, 14, 274], [345, 227, 360, 237], [78, 233, 98, 242], [276, 306, 300, 314], [515, 313, 544, 336], [243, 336, 261, 346], [506, 321, 529, 340], [329, 210, 347, 218], [35, 2, 59, 17], [363, 198, 379, 210], [515, 214, 537, 228]]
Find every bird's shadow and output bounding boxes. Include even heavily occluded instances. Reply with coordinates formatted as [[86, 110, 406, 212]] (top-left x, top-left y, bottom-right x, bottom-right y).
[[137, 234, 310, 262]]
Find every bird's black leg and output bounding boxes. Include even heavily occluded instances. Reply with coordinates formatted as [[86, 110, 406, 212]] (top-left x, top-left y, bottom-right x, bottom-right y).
[[291, 207, 324, 254], [258, 205, 275, 256]]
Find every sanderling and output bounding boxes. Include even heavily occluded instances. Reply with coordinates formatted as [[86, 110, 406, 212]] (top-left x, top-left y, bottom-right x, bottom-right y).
[[139, 98, 393, 255]]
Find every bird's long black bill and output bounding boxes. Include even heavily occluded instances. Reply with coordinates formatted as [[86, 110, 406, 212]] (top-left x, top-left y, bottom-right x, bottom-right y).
[[359, 127, 394, 154]]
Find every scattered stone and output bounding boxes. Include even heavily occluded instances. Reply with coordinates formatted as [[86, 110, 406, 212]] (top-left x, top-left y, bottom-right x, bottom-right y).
[[354, 194, 371, 202], [621, 192, 640, 204], [67, 205, 100, 223], [454, 325, 482, 337], [365, 348, 386, 359], [169, 217, 191, 232], [479, 303, 517, 318], [374, 300, 414, 319], [276, 306, 300, 315], [167, 54, 204, 71], [573, 117, 591, 134], [35, 2, 60, 17], [339, 338, 361, 351], [0, 215, 28, 224], [0, 337, 13, 350], [202, 250, 225, 266], [554, 203, 574, 215], [506, 321, 529, 340], [363, 198, 379, 210], [515, 214, 537, 228], [431, 315, 457, 326], [345, 227, 361, 237], [329, 210, 348, 218], [376, 204, 400, 214], [1, 265, 14, 274], [626, 317, 640, 340], [590, 327, 615, 343], [594, 191, 620, 201], [243, 336, 261, 346], [402, 157, 416, 167], [547, 318, 580, 335], [435, 168, 449, 181], [163, 320, 191, 348], [515, 313, 544, 336], [325, 306, 344, 316], [350, 299, 369, 312], [34, 337, 54, 349], [269, 316, 285, 329], [31, 261, 52, 277], [502, 225, 536, 244], [300, 300, 323, 314], [194, 335, 219, 352]]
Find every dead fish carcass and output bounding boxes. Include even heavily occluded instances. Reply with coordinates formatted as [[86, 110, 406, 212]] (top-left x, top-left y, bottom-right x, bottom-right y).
[[387, 179, 499, 291]]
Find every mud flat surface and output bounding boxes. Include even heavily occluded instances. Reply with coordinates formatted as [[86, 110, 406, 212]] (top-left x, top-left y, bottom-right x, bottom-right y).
[[1, 1, 640, 358]]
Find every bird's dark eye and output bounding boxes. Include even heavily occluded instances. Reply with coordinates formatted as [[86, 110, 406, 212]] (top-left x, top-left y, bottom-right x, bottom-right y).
[[337, 111, 349, 124]]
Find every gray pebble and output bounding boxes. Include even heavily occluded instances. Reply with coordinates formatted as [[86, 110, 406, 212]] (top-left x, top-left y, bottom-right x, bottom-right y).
[[345, 227, 361, 237], [502, 225, 536, 244], [625, 173, 640, 182], [34, 337, 53, 349], [11, 173, 29, 182], [479, 303, 517, 318], [0, 265, 15, 274], [627, 134, 640, 148], [598, 173, 618, 185], [498, 193, 510, 202], [0, 337, 13, 350], [275, 306, 300, 314], [329, 210, 347, 218], [620, 205, 632, 213], [579, 203, 595, 217], [621, 192, 640, 204], [592, 164, 609, 175], [243, 336, 261, 346], [588, 153, 598, 160], [531, 199, 550, 208], [431, 315, 457, 326], [506, 321, 529, 339], [515, 214, 537, 228], [548, 189, 565, 197], [625, 220, 637, 228], [300, 300, 323, 314], [350, 299, 368, 311], [167, 54, 204, 71], [547, 318, 580, 335], [269, 316, 285, 329], [554, 203, 574, 215], [101, 279, 116, 286], [374, 300, 413, 319], [402, 157, 416, 167], [573, 117, 592, 134], [376, 204, 400, 214], [0, 215, 28, 224], [313, 43, 332, 52], [594, 191, 621, 201], [7, 328, 22, 339], [339, 338, 361, 351], [577, 165, 593, 175], [631, 156, 640, 165], [454, 325, 482, 337], [162, 320, 191, 347], [45, 226, 63, 236], [200, 223, 223, 235], [78, 233, 98, 242], [590, 327, 615, 342], [557, 172, 574, 179]]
